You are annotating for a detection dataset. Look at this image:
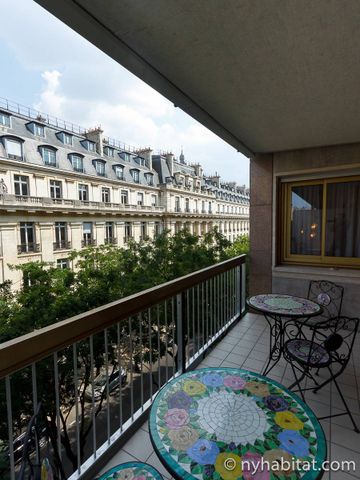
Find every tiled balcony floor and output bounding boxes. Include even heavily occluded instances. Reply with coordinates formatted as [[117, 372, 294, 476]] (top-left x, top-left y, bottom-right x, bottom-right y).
[[99, 313, 360, 480]]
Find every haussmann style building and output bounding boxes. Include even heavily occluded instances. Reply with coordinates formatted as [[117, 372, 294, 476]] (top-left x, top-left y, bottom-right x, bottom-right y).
[[0, 99, 249, 288]]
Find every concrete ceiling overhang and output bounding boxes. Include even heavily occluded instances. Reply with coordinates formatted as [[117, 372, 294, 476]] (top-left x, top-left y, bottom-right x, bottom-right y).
[[36, 0, 360, 157]]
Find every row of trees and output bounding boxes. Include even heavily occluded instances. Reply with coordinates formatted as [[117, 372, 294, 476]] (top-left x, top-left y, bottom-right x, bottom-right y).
[[0, 229, 249, 475]]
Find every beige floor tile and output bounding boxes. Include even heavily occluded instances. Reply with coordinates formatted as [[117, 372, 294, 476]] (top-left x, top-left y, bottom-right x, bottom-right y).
[[146, 451, 172, 479], [122, 427, 154, 461], [99, 449, 138, 474]]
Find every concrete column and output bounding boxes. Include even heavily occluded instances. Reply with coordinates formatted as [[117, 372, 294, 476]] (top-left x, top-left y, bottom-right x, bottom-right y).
[[250, 154, 273, 295], [0, 223, 18, 285], [133, 221, 141, 242], [38, 222, 54, 263], [70, 222, 83, 250], [116, 222, 125, 246]]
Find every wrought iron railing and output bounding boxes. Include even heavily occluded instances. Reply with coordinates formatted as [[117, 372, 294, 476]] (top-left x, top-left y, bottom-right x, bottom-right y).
[[0, 255, 246, 480]]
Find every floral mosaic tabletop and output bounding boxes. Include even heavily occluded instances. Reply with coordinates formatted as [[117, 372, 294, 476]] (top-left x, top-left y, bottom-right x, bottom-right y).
[[149, 368, 326, 480], [98, 461, 163, 480], [247, 295, 322, 318]]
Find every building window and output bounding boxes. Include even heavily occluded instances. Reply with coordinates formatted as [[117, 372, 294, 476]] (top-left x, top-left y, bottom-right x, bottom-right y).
[[137, 192, 144, 206], [78, 184, 89, 201], [0, 112, 10, 127], [185, 198, 190, 212], [81, 140, 96, 152], [145, 173, 154, 185], [102, 187, 110, 203], [151, 194, 157, 207], [131, 169, 140, 183], [50, 180, 62, 199], [69, 154, 84, 172], [121, 152, 130, 162], [57, 258, 69, 269], [41, 147, 57, 166], [282, 177, 360, 267], [114, 165, 124, 180], [140, 221, 147, 240], [154, 222, 161, 237], [94, 160, 106, 177], [34, 124, 44, 137], [63, 133, 72, 145], [175, 197, 181, 212], [82, 222, 94, 246], [124, 222, 132, 243], [105, 222, 115, 243], [121, 190, 128, 204], [5, 138, 23, 160], [19, 222, 36, 253], [54, 222, 68, 249], [14, 175, 29, 196], [104, 146, 115, 157], [202, 201, 205, 213]]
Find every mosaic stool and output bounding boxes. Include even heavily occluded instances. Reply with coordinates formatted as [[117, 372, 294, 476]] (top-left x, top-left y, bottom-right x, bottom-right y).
[[98, 461, 164, 480]]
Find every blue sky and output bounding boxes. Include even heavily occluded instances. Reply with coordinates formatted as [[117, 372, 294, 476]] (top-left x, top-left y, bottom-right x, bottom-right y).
[[0, 0, 249, 185]]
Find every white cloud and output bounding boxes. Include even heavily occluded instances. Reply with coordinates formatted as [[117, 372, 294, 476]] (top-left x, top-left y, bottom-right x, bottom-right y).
[[34, 70, 65, 118]]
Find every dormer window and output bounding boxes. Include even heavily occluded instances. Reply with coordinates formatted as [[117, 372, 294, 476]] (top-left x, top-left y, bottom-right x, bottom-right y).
[[0, 112, 11, 127], [81, 139, 96, 152], [145, 173, 154, 186], [113, 165, 124, 180], [135, 156, 145, 166], [40, 146, 57, 167], [131, 169, 140, 183], [3, 136, 24, 160], [69, 154, 84, 173], [93, 159, 106, 177], [104, 146, 115, 157], [120, 152, 130, 162], [57, 132, 73, 145], [27, 122, 45, 137]]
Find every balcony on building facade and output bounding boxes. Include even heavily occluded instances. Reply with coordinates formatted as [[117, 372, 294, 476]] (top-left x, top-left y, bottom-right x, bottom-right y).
[[81, 238, 97, 247], [0, 256, 246, 480], [17, 243, 40, 255], [104, 237, 117, 245], [53, 240, 72, 251]]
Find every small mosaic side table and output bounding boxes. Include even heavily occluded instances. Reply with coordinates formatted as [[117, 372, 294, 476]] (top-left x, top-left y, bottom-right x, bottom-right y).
[[149, 368, 326, 480], [98, 461, 163, 480], [247, 294, 322, 375]]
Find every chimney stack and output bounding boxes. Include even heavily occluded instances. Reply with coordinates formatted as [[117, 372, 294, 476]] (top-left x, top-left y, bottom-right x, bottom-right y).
[[86, 126, 104, 156], [165, 152, 174, 176], [136, 147, 153, 170]]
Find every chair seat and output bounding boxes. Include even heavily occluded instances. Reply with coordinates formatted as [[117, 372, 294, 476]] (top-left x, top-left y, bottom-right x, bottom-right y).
[[285, 339, 330, 366]]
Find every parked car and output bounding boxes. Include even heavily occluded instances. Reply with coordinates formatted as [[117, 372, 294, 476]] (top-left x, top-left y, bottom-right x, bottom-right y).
[[85, 367, 127, 402]]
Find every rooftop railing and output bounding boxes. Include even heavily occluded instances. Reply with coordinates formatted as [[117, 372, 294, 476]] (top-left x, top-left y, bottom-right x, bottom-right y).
[[0, 255, 246, 480]]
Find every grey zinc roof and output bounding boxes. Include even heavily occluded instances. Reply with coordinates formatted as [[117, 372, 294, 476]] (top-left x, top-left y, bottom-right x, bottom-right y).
[[0, 114, 160, 187]]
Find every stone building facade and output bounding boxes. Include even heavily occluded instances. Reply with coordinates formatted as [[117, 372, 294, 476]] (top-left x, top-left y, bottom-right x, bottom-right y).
[[0, 102, 249, 287]]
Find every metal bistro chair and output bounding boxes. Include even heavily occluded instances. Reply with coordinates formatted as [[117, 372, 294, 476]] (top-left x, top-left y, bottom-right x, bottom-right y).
[[307, 280, 344, 323], [284, 316, 360, 432], [18, 403, 65, 480]]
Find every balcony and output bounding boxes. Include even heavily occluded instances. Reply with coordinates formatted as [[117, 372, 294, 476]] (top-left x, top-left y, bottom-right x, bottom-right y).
[[0, 195, 165, 214], [1, 255, 359, 480], [53, 240, 72, 251], [17, 243, 40, 254], [104, 237, 117, 245], [81, 238, 97, 247]]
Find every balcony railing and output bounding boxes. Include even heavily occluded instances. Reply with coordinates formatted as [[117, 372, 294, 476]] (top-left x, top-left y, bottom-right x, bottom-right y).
[[17, 243, 40, 254], [81, 238, 97, 247], [104, 237, 117, 245], [53, 240, 72, 250], [0, 255, 246, 480], [0, 195, 165, 213]]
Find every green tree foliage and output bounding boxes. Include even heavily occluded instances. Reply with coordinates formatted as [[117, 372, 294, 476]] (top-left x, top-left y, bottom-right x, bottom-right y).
[[0, 229, 247, 473]]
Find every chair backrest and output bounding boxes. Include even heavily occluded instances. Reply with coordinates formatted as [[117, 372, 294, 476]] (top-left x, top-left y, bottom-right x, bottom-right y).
[[17, 403, 65, 480], [307, 280, 344, 321], [320, 316, 359, 369]]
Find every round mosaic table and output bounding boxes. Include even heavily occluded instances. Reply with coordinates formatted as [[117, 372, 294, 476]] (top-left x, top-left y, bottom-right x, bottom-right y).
[[247, 295, 322, 376], [149, 368, 326, 480], [98, 461, 163, 480]]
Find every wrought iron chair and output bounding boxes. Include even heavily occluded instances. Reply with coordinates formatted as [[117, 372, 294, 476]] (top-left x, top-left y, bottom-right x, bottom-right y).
[[307, 280, 344, 323], [18, 403, 65, 480], [283, 316, 359, 432]]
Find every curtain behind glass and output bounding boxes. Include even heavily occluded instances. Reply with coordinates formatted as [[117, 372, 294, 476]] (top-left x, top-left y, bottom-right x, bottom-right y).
[[325, 180, 360, 258], [291, 185, 323, 255]]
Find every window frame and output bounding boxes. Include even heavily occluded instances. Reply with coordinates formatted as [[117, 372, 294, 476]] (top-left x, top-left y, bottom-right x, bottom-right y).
[[14, 175, 29, 196], [69, 154, 84, 173], [78, 183, 89, 201], [0, 112, 11, 127], [40, 146, 57, 167], [50, 179, 62, 199], [281, 175, 360, 268], [102, 187, 111, 203]]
